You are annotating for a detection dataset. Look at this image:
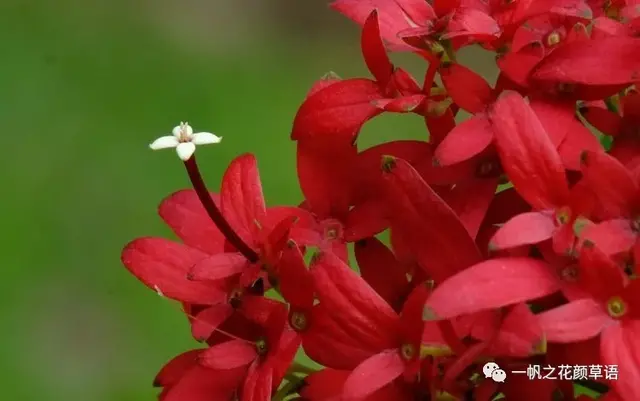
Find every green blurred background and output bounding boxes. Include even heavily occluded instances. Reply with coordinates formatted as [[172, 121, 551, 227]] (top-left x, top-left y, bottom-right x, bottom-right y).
[[1, 1, 497, 400]]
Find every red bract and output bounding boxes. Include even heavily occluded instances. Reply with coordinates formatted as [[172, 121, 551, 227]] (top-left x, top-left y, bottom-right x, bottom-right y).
[[122, 1, 640, 400]]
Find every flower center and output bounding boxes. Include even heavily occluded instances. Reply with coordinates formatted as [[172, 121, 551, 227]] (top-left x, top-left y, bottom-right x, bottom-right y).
[[400, 343, 416, 361], [255, 338, 268, 356], [289, 311, 308, 331], [561, 265, 579, 282], [606, 296, 627, 318], [229, 288, 244, 308], [546, 32, 561, 47], [555, 207, 571, 225], [624, 261, 635, 278], [323, 220, 343, 241], [178, 122, 191, 142]]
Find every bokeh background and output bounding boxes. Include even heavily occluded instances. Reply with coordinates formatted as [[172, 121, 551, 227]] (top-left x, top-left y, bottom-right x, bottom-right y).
[[1, 1, 498, 400]]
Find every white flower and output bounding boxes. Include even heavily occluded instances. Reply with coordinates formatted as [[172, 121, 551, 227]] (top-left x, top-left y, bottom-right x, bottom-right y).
[[149, 122, 222, 161]]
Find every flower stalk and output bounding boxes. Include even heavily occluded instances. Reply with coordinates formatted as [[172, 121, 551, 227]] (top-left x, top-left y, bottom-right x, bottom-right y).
[[183, 156, 259, 263]]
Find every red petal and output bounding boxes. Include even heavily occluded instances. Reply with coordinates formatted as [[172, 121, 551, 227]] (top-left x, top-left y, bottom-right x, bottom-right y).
[[154, 349, 202, 388], [362, 10, 394, 85], [529, 98, 577, 147], [220, 154, 266, 246], [381, 157, 482, 283], [537, 299, 611, 343], [591, 17, 631, 39], [600, 322, 640, 401], [400, 284, 430, 345], [581, 105, 622, 136], [496, 44, 545, 88], [310, 252, 400, 349], [556, 119, 605, 171], [513, 0, 593, 23], [374, 94, 426, 112], [302, 369, 350, 401], [425, 108, 456, 146], [266, 327, 301, 387], [158, 190, 226, 254], [393, 68, 422, 94], [578, 243, 626, 302], [306, 73, 342, 98], [278, 245, 314, 308], [355, 237, 409, 309], [439, 63, 494, 113], [424, 257, 561, 320], [489, 212, 555, 250], [580, 150, 638, 219], [188, 252, 247, 281], [610, 135, 640, 170], [121, 238, 226, 304], [433, 115, 494, 166], [162, 366, 245, 401], [296, 140, 357, 219], [242, 361, 273, 401], [444, 7, 501, 41], [343, 350, 405, 400], [489, 91, 570, 210], [265, 206, 319, 248], [302, 304, 383, 369], [434, 0, 460, 17], [578, 219, 635, 257], [191, 304, 234, 342], [343, 200, 388, 241], [291, 78, 384, 143], [260, 215, 298, 264], [438, 177, 498, 239], [354, 140, 433, 201], [493, 303, 544, 357], [531, 36, 640, 86], [198, 339, 257, 369], [329, 0, 434, 49]]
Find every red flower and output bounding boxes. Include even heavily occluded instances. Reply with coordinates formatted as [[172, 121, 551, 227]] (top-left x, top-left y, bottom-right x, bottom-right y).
[[486, 91, 598, 255], [306, 251, 442, 399], [198, 298, 301, 401], [122, 153, 311, 340], [536, 243, 640, 399], [154, 349, 246, 401]]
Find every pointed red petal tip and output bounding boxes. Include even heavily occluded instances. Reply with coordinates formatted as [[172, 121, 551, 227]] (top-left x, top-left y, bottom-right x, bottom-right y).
[[362, 9, 394, 85], [489, 91, 570, 210], [291, 78, 384, 143], [488, 211, 555, 251], [121, 237, 226, 305], [433, 115, 494, 166], [153, 349, 202, 388], [439, 62, 494, 114]]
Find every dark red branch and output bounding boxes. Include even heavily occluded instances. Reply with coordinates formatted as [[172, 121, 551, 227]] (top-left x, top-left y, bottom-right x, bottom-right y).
[[183, 156, 259, 263]]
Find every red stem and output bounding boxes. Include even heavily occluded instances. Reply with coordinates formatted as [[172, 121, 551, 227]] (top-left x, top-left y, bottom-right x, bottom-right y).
[[183, 156, 259, 263]]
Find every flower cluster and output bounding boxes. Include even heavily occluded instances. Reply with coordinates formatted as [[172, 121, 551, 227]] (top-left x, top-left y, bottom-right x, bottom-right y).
[[121, 1, 640, 400]]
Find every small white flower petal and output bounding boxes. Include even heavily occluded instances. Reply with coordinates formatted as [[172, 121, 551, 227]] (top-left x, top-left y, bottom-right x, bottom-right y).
[[191, 132, 222, 145], [172, 125, 182, 137], [150, 135, 180, 150], [176, 142, 196, 160]]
